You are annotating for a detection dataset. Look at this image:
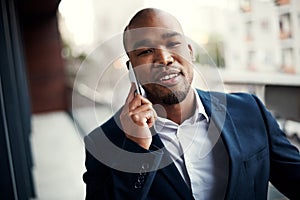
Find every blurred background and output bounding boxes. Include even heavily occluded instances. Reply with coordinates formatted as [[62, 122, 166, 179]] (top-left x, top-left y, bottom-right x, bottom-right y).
[[0, 0, 299, 199]]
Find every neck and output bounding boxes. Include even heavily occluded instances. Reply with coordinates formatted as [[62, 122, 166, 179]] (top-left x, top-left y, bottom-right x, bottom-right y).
[[155, 88, 196, 125]]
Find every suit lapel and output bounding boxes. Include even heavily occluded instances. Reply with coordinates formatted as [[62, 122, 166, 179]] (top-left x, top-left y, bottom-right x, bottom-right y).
[[151, 132, 194, 200], [198, 90, 243, 199]]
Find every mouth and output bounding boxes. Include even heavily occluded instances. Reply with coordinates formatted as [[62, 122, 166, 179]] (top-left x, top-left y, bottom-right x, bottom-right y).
[[156, 70, 182, 86], [160, 73, 179, 81]]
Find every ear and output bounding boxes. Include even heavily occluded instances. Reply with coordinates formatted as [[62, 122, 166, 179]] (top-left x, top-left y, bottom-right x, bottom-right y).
[[188, 44, 195, 62]]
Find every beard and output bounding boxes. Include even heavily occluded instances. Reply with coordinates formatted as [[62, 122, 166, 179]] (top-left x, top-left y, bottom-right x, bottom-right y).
[[161, 90, 189, 105], [145, 80, 191, 105]]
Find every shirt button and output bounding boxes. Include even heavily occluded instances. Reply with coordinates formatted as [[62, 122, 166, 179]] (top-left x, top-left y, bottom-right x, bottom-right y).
[[138, 175, 145, 183], [134, 182, 142, 189], [142, 163, 149, 170], [139, 169, 146, 176]]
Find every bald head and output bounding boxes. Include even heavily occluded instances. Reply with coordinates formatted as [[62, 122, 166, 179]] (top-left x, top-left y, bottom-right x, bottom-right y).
[[123, 8, 184, 53], [127, 8, 182, 29]]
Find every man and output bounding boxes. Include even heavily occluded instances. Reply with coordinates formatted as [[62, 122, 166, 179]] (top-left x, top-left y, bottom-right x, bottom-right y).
[[83, 8, 300, 199]]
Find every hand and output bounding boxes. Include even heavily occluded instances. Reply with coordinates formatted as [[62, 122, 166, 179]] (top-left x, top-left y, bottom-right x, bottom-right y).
[[120, 84, 157, 149]]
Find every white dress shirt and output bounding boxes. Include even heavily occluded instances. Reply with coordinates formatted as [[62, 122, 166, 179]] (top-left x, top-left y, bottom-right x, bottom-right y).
[[154, 89, 229, 200]]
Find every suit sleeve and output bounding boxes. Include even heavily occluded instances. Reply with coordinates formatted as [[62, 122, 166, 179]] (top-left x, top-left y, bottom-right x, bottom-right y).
[[83, 125, 163, 200], [83, 149, 113, 199], [253, 95, 300, 199]]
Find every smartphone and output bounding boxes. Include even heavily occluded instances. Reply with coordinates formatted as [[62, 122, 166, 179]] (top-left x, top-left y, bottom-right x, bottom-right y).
[[127, 61, 146, 97]]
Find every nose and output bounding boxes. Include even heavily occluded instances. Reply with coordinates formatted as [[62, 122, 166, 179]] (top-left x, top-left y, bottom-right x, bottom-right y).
[[154, 48, 174, 67]]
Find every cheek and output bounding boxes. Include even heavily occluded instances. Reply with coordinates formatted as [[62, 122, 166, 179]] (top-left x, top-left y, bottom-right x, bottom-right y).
[[134, 68, 151, 84], [188, 69, 194, 82], [175, 46, 193, 61], [183, 65, 194, 83]]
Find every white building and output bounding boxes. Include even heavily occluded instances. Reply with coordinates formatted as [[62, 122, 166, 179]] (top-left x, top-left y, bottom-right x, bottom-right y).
[[224, 0, 300, 74]]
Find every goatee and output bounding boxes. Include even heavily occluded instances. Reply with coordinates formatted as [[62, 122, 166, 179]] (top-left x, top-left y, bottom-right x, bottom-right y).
[[162, 90, 188, 105]]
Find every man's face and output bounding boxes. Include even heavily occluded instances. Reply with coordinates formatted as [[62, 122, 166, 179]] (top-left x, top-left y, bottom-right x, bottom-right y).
[[125, 14, 194, 105]]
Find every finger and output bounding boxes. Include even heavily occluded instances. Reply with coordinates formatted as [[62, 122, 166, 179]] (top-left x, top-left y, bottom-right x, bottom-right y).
[[146, 113, 156, 127], [131, 114, 145, 126], [125, 83, 137, 104], [123, 83, 137, 113], [131, 110, 157, 127], [146, 109, 157, 127], [140, 96, 152, 105], [129, 94, 152, 112], [130, 104, 153, 115]]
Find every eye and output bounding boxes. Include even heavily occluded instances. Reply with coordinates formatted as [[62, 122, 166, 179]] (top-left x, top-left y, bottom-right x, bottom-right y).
[[167, 41, 181, 48], [137, 48, 154, 56]]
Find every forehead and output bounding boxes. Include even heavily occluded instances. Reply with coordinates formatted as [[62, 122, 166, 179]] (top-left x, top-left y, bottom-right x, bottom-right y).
[[126, 28, 183, 49], [125, 12, 184, 51]]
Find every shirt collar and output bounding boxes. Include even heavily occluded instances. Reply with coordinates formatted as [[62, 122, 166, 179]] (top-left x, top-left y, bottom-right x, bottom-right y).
[[193, 88, 209, 123], [154, 88, 209, 131]]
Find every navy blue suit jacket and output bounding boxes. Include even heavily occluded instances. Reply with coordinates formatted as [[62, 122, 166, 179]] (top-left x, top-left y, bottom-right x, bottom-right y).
[[83, 90, 300, 200]]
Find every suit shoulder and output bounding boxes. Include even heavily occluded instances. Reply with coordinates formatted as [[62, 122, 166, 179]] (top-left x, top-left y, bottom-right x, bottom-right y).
[[227, 92, 266, 107], [198, 89, 257, 103], [85, 116, 115, 138], [200, 89, 264, 112], [226, 92, 256, 102]]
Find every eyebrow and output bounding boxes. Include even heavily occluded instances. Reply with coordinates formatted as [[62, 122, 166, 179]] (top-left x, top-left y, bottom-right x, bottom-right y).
[[133, 39, 151, 50], [161, 31, 181, 39], [132, 31, 182, 50]]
